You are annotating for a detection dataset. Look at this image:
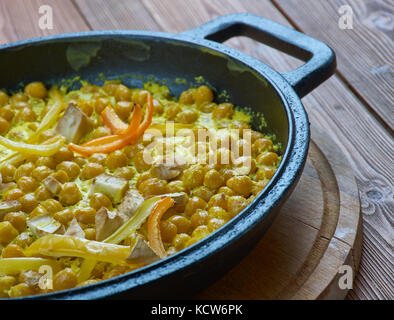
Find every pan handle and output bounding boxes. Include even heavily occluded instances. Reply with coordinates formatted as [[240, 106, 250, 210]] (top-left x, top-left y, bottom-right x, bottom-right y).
[[182, 13, 336, 98]]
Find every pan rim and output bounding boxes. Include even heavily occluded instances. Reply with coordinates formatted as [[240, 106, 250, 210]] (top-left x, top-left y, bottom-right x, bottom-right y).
[[0, 30, 309, 300]]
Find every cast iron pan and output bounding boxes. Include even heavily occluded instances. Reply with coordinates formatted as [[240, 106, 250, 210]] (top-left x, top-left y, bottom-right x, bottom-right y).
[[0, 13, 336, 299]]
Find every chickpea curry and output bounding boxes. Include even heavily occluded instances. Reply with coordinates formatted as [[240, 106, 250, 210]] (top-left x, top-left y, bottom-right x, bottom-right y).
[[0, 80, 280, 298]]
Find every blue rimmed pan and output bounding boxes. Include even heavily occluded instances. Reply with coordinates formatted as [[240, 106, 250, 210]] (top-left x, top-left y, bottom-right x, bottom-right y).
[[0, 13, 335, 299]]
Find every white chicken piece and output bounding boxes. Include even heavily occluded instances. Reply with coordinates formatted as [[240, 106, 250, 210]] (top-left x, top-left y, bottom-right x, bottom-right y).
[[43, 176, 62, 195], [65, 218, 85, 239], [127, 237, 160, 264], [116, 189, 144, 220], [0, 200, 22, 219], [27, 214, 64, 237], [91, 174, 128, 204], [95, 207, 124, 241], [55, 103, 93, 143]]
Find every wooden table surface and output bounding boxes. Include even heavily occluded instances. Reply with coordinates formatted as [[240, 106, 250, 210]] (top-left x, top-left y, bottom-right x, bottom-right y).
[[0, 0, 392, 300]]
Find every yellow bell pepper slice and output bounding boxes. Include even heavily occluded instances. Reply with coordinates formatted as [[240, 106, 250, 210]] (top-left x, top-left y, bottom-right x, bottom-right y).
[[24, 234, 132, 265], [0, 134, 65, 157], [78, 196, 163, 282], [0, 257, 61, 275], [27, 87, 64, 143]]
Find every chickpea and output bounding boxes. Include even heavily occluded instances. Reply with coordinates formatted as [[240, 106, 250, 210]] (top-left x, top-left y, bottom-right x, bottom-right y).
[[14, 232, 34, 248], [53, 146, 74, 163], [176, 109, 199, 124], [252, 138, 273, 155], [31, 165, 53, 181], [0, 163, 16, 183], [16, 107, 36, 122], [74, 207, 96, 225], [106, 150, 128, 171], [114, 84, 131, 102], [0, 221, 19, 245], [256, 152, 279, 166], [250, 130, 265, 143], [4, 211, 27, 233], [138, 178, 167, 197], [41, 199, 63, 214], [115, 101, 133, 121], [191, 225, 210, 240], [114, 166, 135, 180], [0, 276, 16, 298], [168, 215, 191, 234], [38, 129, 56, 143], [17, 176, 38, 193], [93, 126, 111, 139], [73, 157, 87, 168], [133, 150, 151, 172], [207, 218, 226, 232], [207, 193, 227, 210], [203, 169, 224, 190], [89, 193, 112, 211], [53, 209, 74, 225], [190, 186, 213, 203], [9, 283, 35, 298], [102, 81, 120, 95], [182, 165, 205, 190], [226, 176, 254, 198], [24, 82, 47, 99], [51, 170, 69, 184], [153, 99, 164, 115], [227, 196, 248, 216], [59, 183, 82, 206], [256, 167, 276, 181], [53, 268, 78, 291], [184, 196, 207, 217], [217, 186, 236, 197], [215, 147, 234, 166], [11, 92, 28, 103], [172, 233, 191, 251], [56, 161, 80, 181], [0, 90, 9, 107], [252, 180, 268, 196], [94, 97, 110, 114], [194, 85, 214, 106], [2, 244, 25, 258], [123, 144, 144, 160], [88, 153, 107, 165], [77, 99, 93, 116], [34, 185, 52, 201], [29, 205, 49, 219], [35, 156, 56, 170], [207, 206, 231, 221], [166, 180, 185, 193], [165, 104, 182, 121], [160, 220, 177, 242], [84, 228, 96, 240], [80, 162, 105, 180], [3, 188, 24, 201], [14, 162, 35, 181], [0, 116, 9, 135], [199, 102, 216, 113], [0, 105, 14, 121], [212, 103, 234, 119], [179, 89, 196, 105], [132, 90, 149, 106]]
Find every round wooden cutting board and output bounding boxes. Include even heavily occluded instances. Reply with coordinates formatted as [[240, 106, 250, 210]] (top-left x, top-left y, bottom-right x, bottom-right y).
[[196, 126, 362, 300]]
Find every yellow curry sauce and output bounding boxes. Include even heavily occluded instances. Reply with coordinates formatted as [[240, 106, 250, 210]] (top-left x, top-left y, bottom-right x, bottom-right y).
[[0, 80, 280, 298]]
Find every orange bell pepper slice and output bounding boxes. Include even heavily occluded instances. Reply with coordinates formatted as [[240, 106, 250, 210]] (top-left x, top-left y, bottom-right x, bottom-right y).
[[147, 196, 175, 259], [69, 104, 142, 155], [101, 106, 128, 135]]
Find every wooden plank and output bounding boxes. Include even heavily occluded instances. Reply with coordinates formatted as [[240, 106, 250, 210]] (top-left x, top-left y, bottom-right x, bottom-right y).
[[0, 0, 89, 44], [73, 0, 160, 30], [273, 0, 394, 130], [138, 0, 393, 300]]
